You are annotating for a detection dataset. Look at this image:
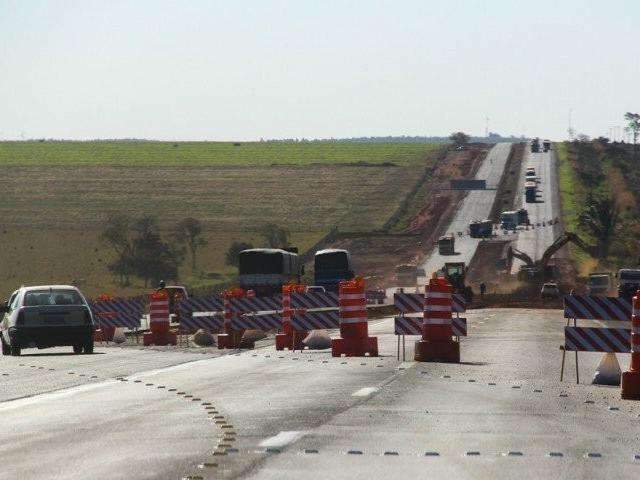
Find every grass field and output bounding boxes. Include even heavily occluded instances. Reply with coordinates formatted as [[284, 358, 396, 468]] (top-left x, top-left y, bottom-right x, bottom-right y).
[[0, 141, 439, 167], [0, 141, 440, 298]]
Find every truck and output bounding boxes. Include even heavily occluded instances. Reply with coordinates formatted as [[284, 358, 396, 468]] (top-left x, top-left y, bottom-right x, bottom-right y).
[[500, 211, 519, 230], [313, 249, 354, 292], [517, 208, 529, 226], [587, 273, 611, 296], [617, 269, 640, 300], [531, 138, 540, 153], [469, 219, 493, 238], [525, 181, 537, 203], [543, 140, 551, 152], [437, 235, 455, 255]]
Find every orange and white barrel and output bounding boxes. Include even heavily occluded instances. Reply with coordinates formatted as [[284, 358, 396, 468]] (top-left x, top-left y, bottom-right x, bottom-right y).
[[622, 291, 640, 399], [331, 277, 378, 357]]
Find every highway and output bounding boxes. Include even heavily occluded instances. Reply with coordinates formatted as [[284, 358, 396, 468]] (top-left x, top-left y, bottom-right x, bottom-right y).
[[2, 311, 638, 480], [420, 143, 512, 282], [511, 147, 561, 274]]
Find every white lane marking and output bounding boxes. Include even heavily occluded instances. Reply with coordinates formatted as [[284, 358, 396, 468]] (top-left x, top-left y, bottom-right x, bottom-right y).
[[398, 361, 416, 370], [352, 387, 378, 397], [260, 431, 306, 448], [0, 379, 121, 412]]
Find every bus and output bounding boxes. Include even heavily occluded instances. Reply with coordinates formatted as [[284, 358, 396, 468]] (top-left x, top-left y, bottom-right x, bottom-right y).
[[238, 248, 302, 296], [313, 249, 355, 292]]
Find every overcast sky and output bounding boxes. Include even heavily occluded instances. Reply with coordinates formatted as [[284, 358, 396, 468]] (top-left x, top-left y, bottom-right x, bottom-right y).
[[1, 0, 638, 141]]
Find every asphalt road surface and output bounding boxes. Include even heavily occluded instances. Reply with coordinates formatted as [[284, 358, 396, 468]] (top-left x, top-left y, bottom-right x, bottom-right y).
[[511, 147, 561, 274], [2, 310, 638, 480], [420, 143, 512, 282]]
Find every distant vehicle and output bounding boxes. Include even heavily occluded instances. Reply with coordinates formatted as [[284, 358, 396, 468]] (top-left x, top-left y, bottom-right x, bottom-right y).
[[587, 273, 610, 296], [543, 140, 551, 152], [366, 289, 386, 305], [305, 285, 326, 293], [526, 167, 536, 176], [541, 282, 561, 299], [437, 235, 455, 255], [500, 211, 519, 230], [314, 249, 354, 293], [439, 262, 472, 300], [525, 181, 537, 203], [1, 285, 95, 356], [531, 138, 540, 153], [238, 248, 303, 296], [617, 269, 640, 299], [469, 219, 493, 238], [162, 285, 188, 321], [517, 208, 529, 225], [395, 264, 420, 286]]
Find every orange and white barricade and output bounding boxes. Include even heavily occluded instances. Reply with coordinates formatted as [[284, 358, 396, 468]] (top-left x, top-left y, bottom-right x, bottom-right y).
[[331, 277, 378, 357], [143, 291, 177, 346], [622, 292, 640, 399], [276, 284, 307, 351], [218, 288, 245, 349]]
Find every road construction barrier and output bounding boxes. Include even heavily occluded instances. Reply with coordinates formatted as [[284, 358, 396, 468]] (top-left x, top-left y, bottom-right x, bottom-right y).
[[331, 277, 378, 357], [90, 297, 144, 330], [230, 295, 282, 314], [290, 291, 339, 309], [179, 296, 224, 318], [143, 291, 177, 346], [218, 288, 245, 349], [179, 314, 224, 334], [622, 293, 640, 399], [237, 312, 282, 331], [563, 295, 631, 321], [560, 293, 631, 384], [291, 310, 340, 330], [394, 292, 466, 314], [394, 315, 467, 361], [413, 277, 460, 362]]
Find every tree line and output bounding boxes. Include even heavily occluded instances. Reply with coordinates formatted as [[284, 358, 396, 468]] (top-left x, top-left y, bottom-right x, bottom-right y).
[[102, 214, 290, 287]]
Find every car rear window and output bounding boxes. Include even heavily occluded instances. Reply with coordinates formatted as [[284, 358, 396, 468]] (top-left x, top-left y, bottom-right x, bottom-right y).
[[23, 290, 83, 306]]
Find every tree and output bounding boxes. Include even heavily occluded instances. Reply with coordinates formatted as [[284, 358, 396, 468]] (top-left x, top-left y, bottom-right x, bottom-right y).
[[131, 216, 184, 287], [578, 194, 619, 259], [260, 223, 290, 248], [225, 241, 254, 267], [101, 213, 135, 286], [625, 112, 640, 159], [174, 218, 208, 271], [449, 131, 470, 146]]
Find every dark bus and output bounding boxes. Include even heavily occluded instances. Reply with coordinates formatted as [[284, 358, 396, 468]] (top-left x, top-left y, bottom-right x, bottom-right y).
[[238, 248, 302, 296], [314, 249, 354, 292]]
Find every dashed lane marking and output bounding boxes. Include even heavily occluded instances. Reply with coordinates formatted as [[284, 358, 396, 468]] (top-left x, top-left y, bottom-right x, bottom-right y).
[[352, 387, 378, 397]]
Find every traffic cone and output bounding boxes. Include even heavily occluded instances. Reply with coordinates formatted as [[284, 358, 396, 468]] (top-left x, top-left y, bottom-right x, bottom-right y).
[[622, 291, 640, 399], [592, 353, 621, 386]]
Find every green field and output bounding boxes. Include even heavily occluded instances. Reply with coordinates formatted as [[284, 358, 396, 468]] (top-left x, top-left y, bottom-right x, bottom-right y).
[[0, 141, 441, 298], [0, 141, 439, 167]]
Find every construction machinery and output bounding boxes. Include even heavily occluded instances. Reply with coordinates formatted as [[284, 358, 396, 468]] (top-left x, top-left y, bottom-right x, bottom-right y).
[[508, 232, 593, 281], [517, 208, 529, 226], [469, 219, 493, 238], [437, 235, 455, 255], [617, 269, 640, 299], [587, 272, 611, 296]]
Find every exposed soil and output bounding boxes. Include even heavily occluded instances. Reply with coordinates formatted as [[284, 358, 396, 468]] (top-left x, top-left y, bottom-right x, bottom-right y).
[[489, 143, 524, 221]]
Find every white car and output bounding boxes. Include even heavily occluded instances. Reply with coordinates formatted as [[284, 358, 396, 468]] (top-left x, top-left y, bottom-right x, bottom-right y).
[[540, 283, 561, 299], [1, 285, 95, 356]]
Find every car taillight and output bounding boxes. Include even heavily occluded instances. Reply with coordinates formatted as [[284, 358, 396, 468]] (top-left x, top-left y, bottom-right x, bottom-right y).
[[16, 310, 25, 326]]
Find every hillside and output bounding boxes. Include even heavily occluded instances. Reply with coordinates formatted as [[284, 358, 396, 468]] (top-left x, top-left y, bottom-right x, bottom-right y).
[[0, 141, 442, 298], [556, 139, 640, 279]]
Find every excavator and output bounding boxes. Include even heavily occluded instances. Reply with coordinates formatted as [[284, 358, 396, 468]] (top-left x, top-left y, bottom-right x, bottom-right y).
[[508, 232, 594, 281]]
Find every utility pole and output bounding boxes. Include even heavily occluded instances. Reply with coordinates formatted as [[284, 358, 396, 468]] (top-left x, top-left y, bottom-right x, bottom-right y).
[[485, 116, 489, 138]]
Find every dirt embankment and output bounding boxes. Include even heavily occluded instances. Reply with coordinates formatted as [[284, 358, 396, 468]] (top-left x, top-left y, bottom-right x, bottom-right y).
[[489, 143, 524, 221], [335, 146, 490, 288]]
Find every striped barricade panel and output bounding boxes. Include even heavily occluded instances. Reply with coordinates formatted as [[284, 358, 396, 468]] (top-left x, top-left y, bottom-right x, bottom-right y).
[[233, 313, 281, 331], [291, 310, 340, 330], [229, 295, 282, 314], [563, 295, 631, 321], [180, 315, 224, 333], [564, 326, 630, 353], [91, 298, 144, 329], [394, 293, 467, 314], [180, 296, 224, 316], [290, 292, 339, 309], [394, 316, 467, 336]]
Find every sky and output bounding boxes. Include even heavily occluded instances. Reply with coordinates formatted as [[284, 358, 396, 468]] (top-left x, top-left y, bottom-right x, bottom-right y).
[[0, 0, 638, 141]]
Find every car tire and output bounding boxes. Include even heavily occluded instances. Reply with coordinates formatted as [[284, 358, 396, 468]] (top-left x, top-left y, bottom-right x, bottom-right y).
[[10, 345, 20, 356], [1, 334, 10, 356], [83, 337, 94, 354], [73, 344, 83, 354]]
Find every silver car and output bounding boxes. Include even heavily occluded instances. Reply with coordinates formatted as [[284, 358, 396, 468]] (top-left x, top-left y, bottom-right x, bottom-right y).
[[1, 285, 95, 356]]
